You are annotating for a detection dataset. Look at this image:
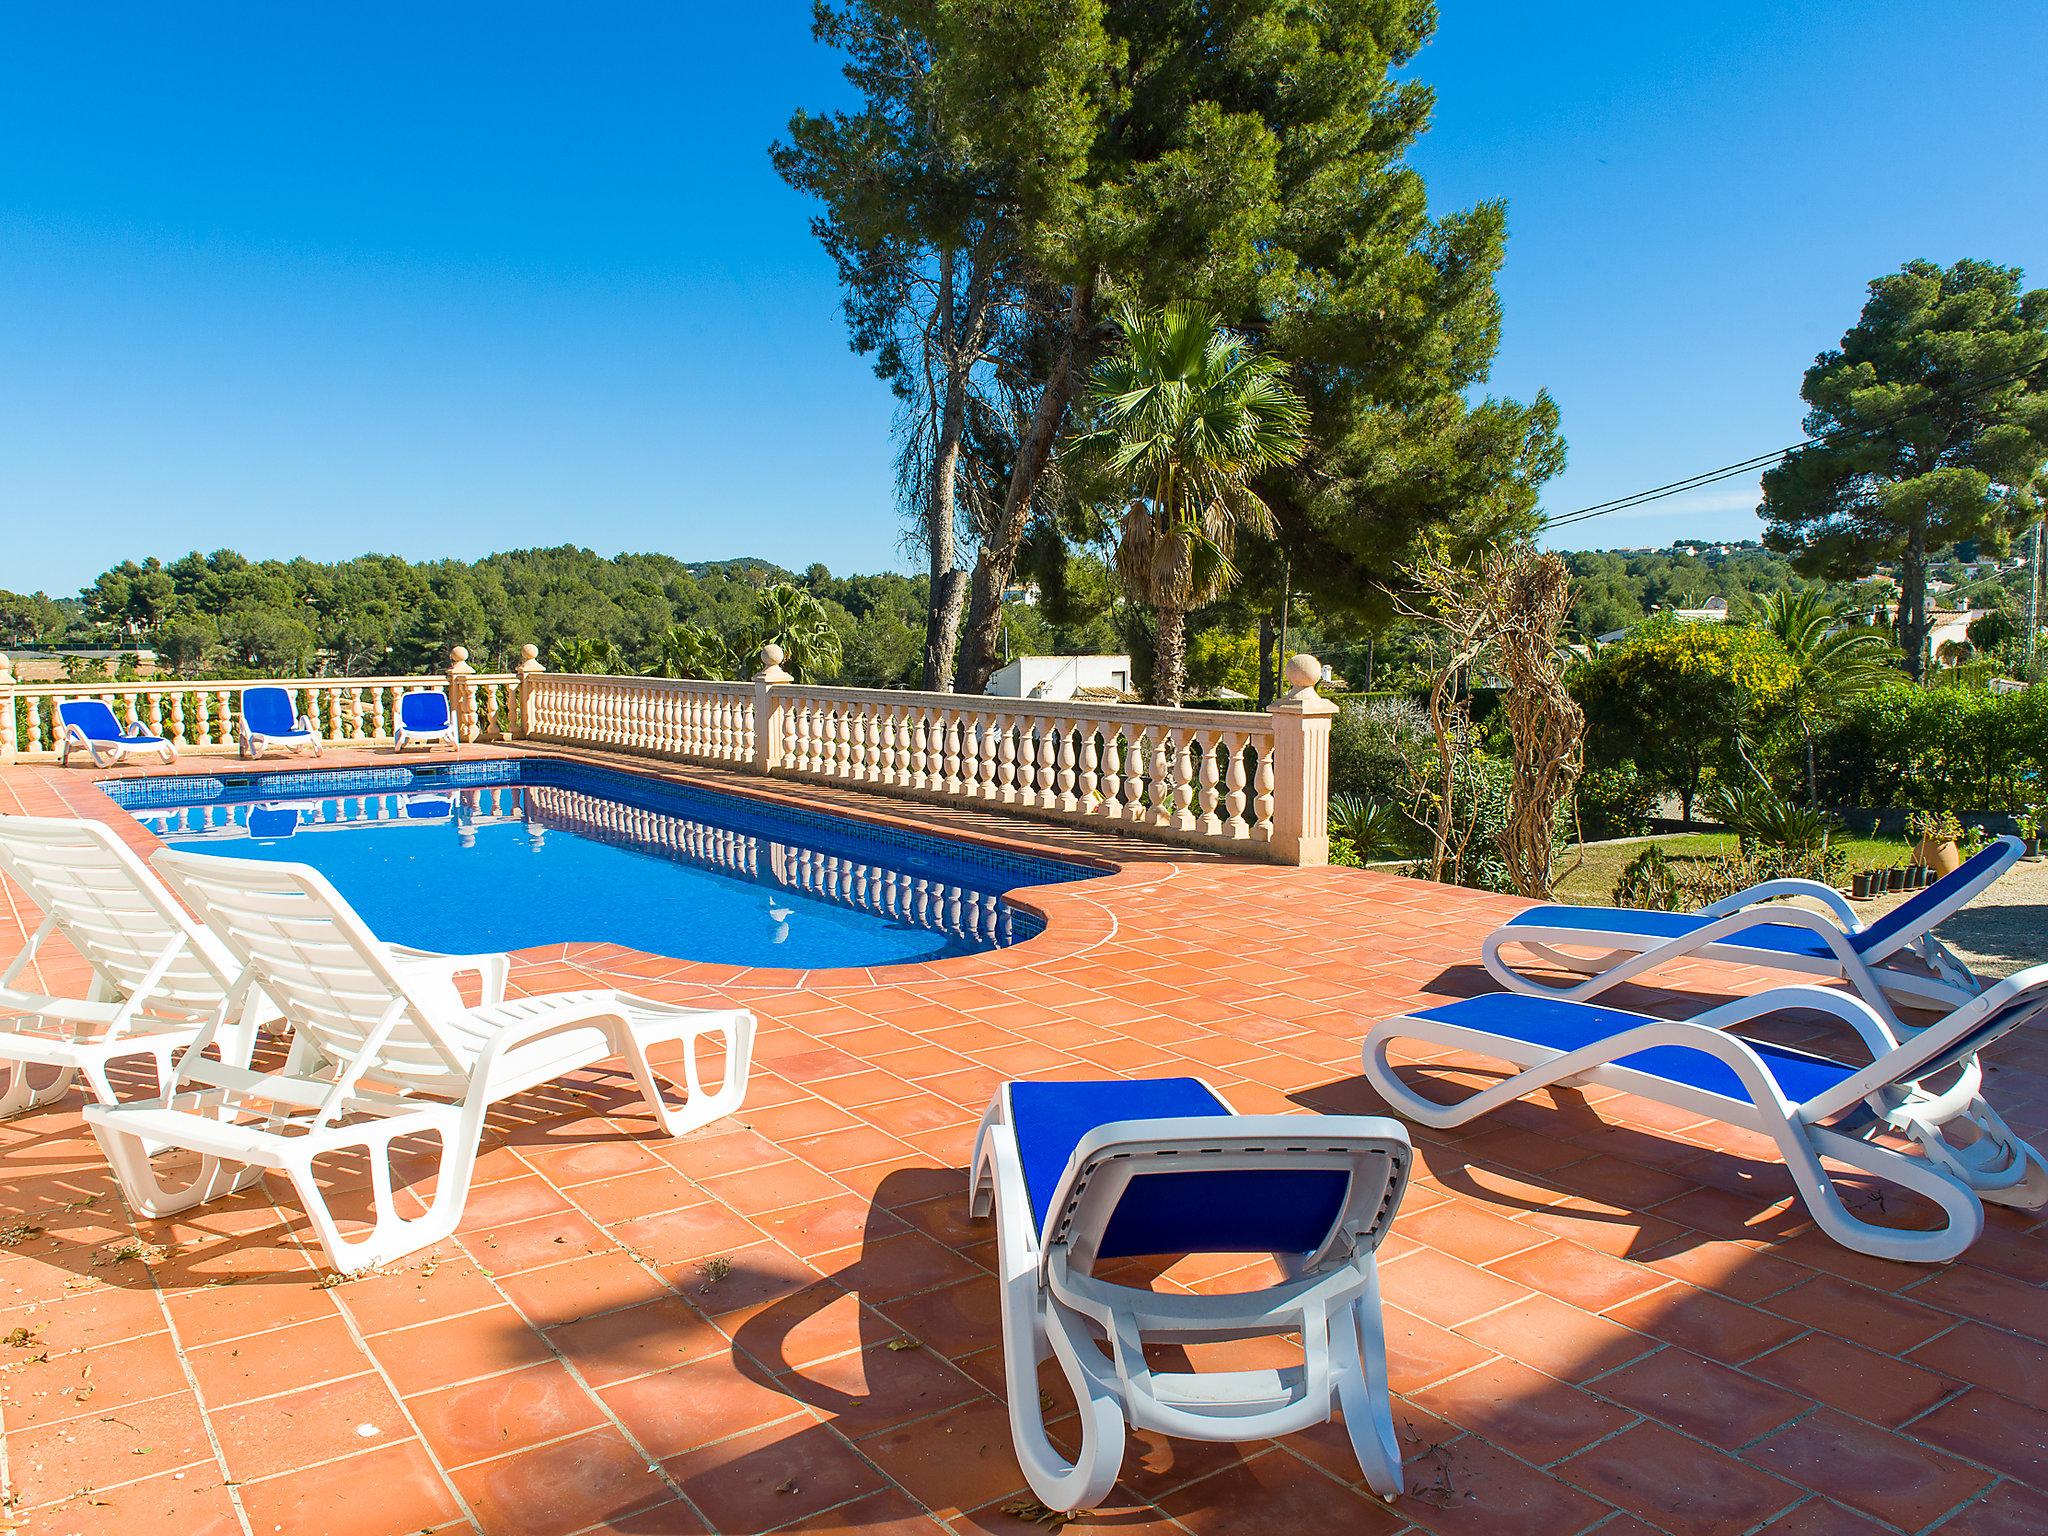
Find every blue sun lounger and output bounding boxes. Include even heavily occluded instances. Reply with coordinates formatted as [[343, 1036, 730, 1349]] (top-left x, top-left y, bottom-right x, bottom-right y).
[[236, 686, 321, 759], [55, 700, 176, 768], [1365, 968, 2048, 1263], [968, 1077, 1411, 1509], [1483, 837, 2023, 1016], [393, 690, 458, 752]]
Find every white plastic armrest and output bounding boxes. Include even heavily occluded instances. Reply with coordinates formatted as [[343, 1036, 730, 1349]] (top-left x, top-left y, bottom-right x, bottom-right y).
[[388, 944, 511, 1005], [1701, 878, 1861, 930], [1689, 982, 1900, 1060], [470, 993, 626, 1072]]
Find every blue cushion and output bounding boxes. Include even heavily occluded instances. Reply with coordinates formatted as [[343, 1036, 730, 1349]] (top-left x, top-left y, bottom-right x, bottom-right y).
[[242, 688, 308, 736], [399, 692, 451, 732], [1413, 993, 1860, 1108], [1507, 905, 1839, 960], [58, 700, 163, 745], [1006, 1078, 1352, 1259], [1853, 840, 2013, 957]]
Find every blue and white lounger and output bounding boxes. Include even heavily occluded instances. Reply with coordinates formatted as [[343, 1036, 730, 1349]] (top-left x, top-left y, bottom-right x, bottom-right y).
[[1365, 970, 2048, 1263], [1483, 837, 2023, 1016], [969, 1078, 1411, 1508], [55, 700, 176, 769], [393, 689, 458, 752], [236, 686, 321, 759]]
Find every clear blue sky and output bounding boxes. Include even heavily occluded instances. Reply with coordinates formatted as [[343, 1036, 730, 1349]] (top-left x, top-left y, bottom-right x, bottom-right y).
[[3, 3, 2044, 597]]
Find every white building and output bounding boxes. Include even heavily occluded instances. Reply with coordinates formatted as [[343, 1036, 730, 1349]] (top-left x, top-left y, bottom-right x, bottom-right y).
[[985, 654, 1134, 702]]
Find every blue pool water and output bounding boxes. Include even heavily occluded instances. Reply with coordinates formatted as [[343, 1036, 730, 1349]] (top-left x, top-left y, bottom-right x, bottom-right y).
[[102, 760, 1100, 969]]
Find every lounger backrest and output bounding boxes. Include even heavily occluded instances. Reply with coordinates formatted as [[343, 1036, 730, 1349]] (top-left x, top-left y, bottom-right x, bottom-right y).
[[240, 687, 300, 736], [150, 848, 482, 1093], [1851, 836, 2022, 961], [1046, 1115, 1410, 1267], [55, 699, 124, 742], [1802, 962, 2048, 1123], [399, 691, 450, 732], [0, 816, 236, 1017]]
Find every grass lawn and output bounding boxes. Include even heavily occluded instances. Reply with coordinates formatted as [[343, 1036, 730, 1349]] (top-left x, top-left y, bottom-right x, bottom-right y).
[[1551, 831, 1915, 906]]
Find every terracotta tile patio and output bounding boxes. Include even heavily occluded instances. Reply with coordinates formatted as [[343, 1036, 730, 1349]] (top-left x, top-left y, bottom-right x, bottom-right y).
[[0, 748, 2043, 1536]]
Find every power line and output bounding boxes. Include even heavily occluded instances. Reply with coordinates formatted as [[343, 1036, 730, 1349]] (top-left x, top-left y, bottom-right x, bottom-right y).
[[1539, 359, 2048, 534]]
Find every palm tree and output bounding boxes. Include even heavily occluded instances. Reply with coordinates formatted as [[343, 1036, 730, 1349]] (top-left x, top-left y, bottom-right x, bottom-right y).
[[1750, 587, 1900, 805], [744, 583, 843, 682], [647, 623, 731, 681], [547, 636, 625, 674], [1070, 302, 1308, 705]]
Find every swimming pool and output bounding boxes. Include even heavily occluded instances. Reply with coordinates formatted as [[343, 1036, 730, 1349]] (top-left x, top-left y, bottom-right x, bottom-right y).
[[101, 760, 1101, 969]]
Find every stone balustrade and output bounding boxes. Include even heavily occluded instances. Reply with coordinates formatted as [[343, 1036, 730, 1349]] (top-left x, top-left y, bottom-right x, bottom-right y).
[[0, 643, 1337, 864], [0, 650, 517, 761], [517, 645, 1337, 865]]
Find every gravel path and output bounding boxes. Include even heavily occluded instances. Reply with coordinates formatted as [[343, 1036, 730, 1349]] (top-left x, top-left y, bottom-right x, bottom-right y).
[[1854, 853, 2048, 979]]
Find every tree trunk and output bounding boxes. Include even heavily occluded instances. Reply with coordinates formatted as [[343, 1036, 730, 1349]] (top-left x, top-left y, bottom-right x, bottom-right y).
[[1154, 604, 1189, 706], [924, 569, 969, 690], [920, 245, 975, 691], [1803, 719, 1819, 809], [1901, 527, 1929, 681], [955, 275, 1097, 693], [1256, 614, 1276, 706]]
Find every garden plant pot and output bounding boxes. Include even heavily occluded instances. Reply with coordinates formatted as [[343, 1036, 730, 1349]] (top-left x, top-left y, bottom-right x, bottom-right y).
[[1887, 868, 1906, 892], [1914, 838, 1962, 877], [1851, 873, 1874, 899]]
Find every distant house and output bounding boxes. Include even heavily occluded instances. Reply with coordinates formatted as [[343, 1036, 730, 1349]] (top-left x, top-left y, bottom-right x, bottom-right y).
[[985, 654, 1134, 701], [1594, 595, 1731, 646], [1927, 608, 1992, 661]]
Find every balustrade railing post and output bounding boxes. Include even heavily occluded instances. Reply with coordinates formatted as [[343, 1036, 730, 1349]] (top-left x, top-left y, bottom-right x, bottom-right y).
[[752, 644, 792, 776], [513, 645, 544, 740], [0, 652, 15, 766], [446, 647, 478, 742], [1266, 652, 1336, 866]]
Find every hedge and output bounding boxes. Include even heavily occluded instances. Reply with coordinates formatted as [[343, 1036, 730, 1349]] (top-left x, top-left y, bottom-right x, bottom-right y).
[[1815, 683, 2047, 811]]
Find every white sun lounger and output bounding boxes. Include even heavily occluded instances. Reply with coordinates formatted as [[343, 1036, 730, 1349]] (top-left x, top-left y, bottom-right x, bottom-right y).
[[86, 849, 755, 1274], [1483, 835, 2023, 1016], [1364, 971, 2048, 1263], [0, 816, 257, 1116], [968, 1077, 1411, 1509]]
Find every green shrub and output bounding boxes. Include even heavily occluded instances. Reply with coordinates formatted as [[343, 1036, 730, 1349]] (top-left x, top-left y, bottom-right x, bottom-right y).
[[1612, 844, 1847, 911], [1574, 760, 1657, 839], [1328, 794, 1403, 861], [1328, 696, 1427, 803], [1705, 781, 1837, 852], [1816, 682, 2048, 810]]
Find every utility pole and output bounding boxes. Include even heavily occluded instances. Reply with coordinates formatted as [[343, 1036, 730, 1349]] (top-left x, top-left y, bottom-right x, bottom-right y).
[[2028, 519, 2043, 674], [1278, 556, 1292, 661]]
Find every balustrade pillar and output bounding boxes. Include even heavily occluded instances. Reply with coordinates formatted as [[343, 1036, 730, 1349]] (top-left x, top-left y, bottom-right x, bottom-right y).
[[446, 647, 478, 743], [1266, 652, 1336, 866], [752, 644, 792, 775], [513, 646, 544, 739], [0, 652, 14, 765]]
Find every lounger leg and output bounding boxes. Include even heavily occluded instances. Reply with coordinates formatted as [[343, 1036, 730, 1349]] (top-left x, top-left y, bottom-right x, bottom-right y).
[[613, 1010, 754, 1137], [1331, 1264, 1404, 1499], [1896, 1097, 2048, 1212], [1775, 1124, 1985, 1263], [90, 1113, 267, 1219], [0, 1059, 78, 1119], [284, 1120, 474, 1276], [980, 1137, 1124, 1510]]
